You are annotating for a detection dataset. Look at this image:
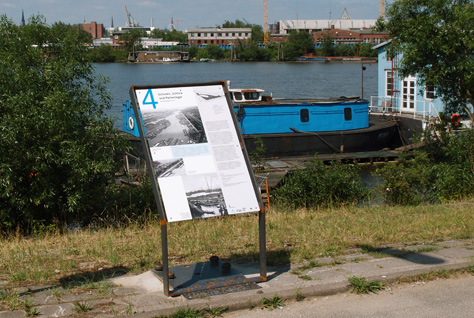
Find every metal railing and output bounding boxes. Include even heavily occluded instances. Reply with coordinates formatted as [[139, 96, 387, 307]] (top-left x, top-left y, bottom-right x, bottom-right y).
[[369, 96, 440, 120]]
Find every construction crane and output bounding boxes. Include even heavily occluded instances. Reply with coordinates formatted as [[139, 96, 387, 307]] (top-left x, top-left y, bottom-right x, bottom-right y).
[[124, 5, 139, 27], [340, 8, 351, 20], [263, 0, 269, 44], [380, 0, 385, 19]]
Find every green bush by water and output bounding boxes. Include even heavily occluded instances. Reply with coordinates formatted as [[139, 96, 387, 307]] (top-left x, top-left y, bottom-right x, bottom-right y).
[[376, 127, 474, 205], [272, 157, 369, 209]]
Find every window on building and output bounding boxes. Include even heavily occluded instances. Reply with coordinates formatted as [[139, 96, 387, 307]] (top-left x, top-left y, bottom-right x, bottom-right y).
[[344, 108, 352, 121], [425, 84, 436, 100], [210, 33, 214, 36], [300, 109, 309, 122], [402, 77, 416, 110], [198, 33, 201, 37], [386, 71, 393, 97]]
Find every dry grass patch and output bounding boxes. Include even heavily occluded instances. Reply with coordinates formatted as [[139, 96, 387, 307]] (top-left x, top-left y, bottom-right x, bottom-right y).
[[0, 202, 473, 287]]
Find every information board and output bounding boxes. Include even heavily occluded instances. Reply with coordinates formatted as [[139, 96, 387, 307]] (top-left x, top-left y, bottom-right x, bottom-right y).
[[130, 82, 262, 222]]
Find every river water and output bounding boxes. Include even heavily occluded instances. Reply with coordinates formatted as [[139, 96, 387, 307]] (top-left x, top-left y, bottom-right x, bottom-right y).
[[93, 61, 378, 128]]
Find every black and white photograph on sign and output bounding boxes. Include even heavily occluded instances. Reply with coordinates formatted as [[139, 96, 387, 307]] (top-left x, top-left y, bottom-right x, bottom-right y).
[[154, 158, 186, 178], [141, 105, 207, 147], [182, 173, 228, 219], [194, 89, 225, 103]]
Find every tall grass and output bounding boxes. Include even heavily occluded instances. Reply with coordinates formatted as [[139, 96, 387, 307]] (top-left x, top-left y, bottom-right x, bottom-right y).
[[0, 202, 473, 287]]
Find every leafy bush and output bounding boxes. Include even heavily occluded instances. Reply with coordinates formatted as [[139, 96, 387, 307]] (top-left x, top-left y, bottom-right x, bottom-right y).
[[272, 157, 368, 209], [376, 127, 474, 205], [375, 153, 431, 205], [98, 177, 157, 224], [0, 15, 128, 233], [87, 44, 122, 62]]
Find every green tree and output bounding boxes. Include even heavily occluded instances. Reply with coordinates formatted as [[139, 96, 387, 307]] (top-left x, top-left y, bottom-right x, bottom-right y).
[[201, 44, 225, 60], [222, 19, 247, 28], [284, 30, 315, 60], [120, 29, 144, 52], [150, 28, 166, 39], [386, 0, 474, 122], [72, 24, 93, 44], [240, 43, 272, 61], [0, 15, 127, 232], [88, 44, 116, 62], [185, 46, 199, 59], [164, 29, 188, 42], [372, 17, 387, 32], [358, 43, 377, 58], [320, 33, 335, 56], [250, 25, 264, 43], [150, 29, 187, 43], [334, 44, 355, 57]]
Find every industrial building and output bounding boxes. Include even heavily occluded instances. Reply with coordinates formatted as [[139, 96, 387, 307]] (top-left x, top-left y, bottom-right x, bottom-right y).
[[79, 1, 388, 48], [82, 21, 104, 40], [187, 28, 252, 46]]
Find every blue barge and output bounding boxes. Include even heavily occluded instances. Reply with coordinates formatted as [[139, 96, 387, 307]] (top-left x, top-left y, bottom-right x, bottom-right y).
[[231, 95, 369, 134], [123, 87, 399, 158]]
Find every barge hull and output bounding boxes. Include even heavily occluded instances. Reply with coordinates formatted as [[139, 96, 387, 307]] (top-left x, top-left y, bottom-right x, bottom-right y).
[[242, 116, 399, 157]]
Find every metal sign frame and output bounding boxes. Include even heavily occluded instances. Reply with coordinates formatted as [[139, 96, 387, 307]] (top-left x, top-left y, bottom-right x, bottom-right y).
[[129, 81, 266, 296]]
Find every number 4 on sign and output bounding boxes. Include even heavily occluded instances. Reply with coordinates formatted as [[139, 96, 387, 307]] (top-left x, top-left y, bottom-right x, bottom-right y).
[[142, 89, 158, 109]]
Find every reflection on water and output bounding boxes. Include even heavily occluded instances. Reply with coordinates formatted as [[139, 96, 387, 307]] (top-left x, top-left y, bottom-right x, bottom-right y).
[[359, 165, 386, 206]]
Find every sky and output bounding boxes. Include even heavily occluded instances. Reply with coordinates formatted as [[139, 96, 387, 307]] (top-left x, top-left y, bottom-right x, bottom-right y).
[[1, 0, 383, 30]]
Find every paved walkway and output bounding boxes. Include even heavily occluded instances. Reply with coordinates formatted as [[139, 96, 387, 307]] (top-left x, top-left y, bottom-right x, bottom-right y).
[[1, 239, 474, 317]]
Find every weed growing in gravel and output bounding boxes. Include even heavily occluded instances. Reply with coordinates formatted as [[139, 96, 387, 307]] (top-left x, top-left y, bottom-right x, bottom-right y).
[[348, 276, 385, 294], [0, 288, 20, 310], [295, 287, 305, 301], [73, 301, 93, 313], [155, 306, 228, 318], [125, 302, 134, 315], [260, 295, 285, 311], [202, 306, 228, 317], [467, 264, 474, 275], [26, 306, 40, 317]]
